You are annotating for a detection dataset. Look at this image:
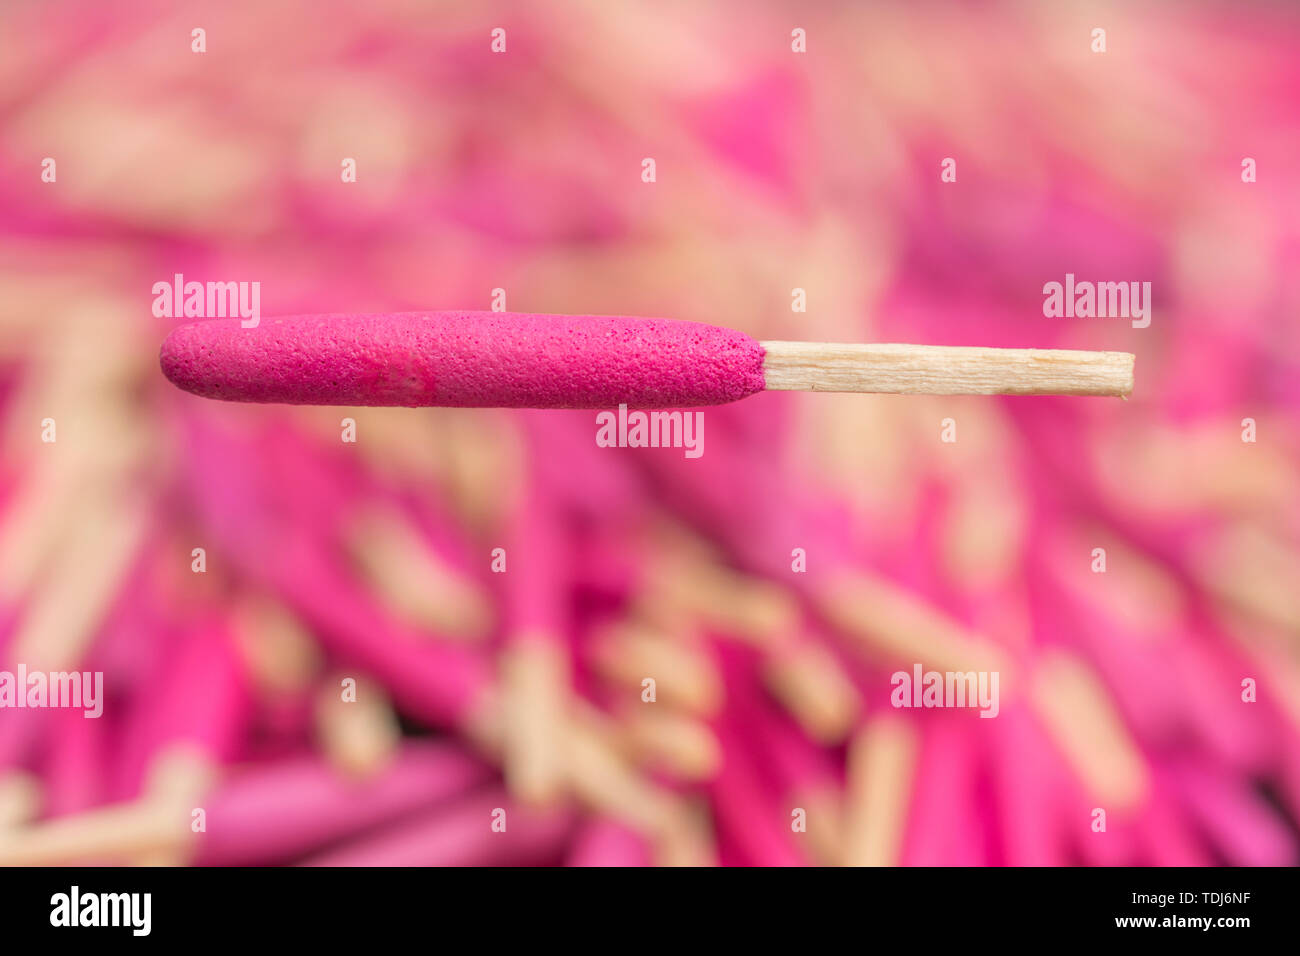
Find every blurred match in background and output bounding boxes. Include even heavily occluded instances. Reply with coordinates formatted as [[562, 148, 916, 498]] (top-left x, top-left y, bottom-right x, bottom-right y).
[[0, 0, 1298, 867]]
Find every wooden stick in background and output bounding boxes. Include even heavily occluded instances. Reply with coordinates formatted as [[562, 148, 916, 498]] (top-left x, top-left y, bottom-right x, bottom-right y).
[[843, 716, 920, 867]]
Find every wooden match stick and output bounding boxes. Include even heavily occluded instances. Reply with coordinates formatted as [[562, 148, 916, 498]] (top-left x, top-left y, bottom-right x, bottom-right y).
[[844, 716, 919, 867], [345, 506, 494, 642], [0, 747, 212, 867], [315, 674, 403, 778], [1031, 651, 1150, 810], [0, 773, 41, 830], [761, 342, 1133, 397], [160, 313, 1135, 408]]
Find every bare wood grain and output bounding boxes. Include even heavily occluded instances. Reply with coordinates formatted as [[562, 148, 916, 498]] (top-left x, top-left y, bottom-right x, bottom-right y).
[[761, 342, 1134, 397]]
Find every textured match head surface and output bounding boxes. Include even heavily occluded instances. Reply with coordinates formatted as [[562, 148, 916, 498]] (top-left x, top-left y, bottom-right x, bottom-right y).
[[160, 312, 767, 409]]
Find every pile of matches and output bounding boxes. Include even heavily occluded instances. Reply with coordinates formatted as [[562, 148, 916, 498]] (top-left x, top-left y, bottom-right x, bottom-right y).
[[1, 0, 1299, 866]]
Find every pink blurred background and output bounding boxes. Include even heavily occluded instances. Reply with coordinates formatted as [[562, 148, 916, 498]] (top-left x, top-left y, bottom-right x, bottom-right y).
[[1, 0, 1298, 866]]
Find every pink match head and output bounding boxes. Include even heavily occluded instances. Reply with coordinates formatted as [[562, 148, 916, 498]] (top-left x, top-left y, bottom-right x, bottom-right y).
[[194, 742, 494, 866], [160, 312, 767, 409]]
